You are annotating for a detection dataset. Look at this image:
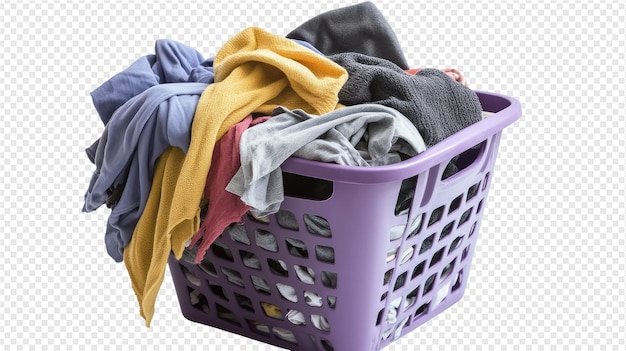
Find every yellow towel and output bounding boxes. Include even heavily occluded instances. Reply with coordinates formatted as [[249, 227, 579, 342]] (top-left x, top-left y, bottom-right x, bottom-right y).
[[124, 147, 185, 326], [125, 27, 348, 327]]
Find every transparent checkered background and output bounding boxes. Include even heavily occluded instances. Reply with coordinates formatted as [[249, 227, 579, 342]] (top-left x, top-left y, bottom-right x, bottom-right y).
[[1, 0, 624, 349]]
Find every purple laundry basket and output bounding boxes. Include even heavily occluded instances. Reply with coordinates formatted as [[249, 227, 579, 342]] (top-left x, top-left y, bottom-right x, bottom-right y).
[[168, 91, 521, 351]]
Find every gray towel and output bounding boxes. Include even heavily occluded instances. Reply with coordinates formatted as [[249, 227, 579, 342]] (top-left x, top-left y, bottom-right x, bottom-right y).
[[329, 52, 483, 147], [286, 1, 409, 69]]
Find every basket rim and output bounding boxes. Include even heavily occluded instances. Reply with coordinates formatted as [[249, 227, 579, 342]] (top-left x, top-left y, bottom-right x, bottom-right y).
[[280, 90, 522, 184]]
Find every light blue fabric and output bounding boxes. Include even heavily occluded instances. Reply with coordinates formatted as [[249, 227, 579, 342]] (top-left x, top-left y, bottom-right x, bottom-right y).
[[84, 39, 213, 262], [83, 38, 324, 262], [84, 83, 206, 261], [90, 39, 214, 126]]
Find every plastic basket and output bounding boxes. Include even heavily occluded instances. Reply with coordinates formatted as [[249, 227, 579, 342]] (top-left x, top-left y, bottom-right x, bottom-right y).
[[168, 91, 521, 351]]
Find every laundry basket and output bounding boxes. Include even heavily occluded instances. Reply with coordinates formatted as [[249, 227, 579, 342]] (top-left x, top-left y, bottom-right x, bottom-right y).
[[168, 91, 521, 351]]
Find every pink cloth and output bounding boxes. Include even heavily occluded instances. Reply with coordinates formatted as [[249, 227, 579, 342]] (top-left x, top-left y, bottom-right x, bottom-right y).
[[404, 68, 420, 75], [405, 67, 468, 86], [189, 115, 269, 263]]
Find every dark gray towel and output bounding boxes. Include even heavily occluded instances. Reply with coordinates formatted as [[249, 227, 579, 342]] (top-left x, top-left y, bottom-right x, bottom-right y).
[[329, 52, 483, 147], [286, 1, 409, 69]]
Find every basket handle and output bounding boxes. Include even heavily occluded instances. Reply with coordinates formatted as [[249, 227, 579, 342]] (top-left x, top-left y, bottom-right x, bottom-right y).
[[438, 129, 498, 184], [281, 91, 522, 184]]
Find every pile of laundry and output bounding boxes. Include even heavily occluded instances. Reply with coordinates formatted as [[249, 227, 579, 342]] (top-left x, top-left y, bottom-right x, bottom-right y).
[[82, 1, 483, 327]]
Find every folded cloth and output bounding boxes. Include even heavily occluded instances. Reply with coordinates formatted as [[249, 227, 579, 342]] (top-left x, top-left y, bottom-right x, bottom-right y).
[[329, 52, 483, 147], [226, 104, 426, 217], [129, 26, 347, 326], [287, 1, 409, 69]]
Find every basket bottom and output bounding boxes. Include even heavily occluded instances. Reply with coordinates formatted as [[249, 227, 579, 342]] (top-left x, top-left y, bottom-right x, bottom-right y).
[[169, 252, 474, 351]]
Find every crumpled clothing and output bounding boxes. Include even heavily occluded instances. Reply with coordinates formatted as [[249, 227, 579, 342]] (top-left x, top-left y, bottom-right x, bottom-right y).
[[329, 52, 483, 147], [128, 27, 347, 327], [84, 38, 323, 262], [88, 39, 214, 127], [226, 104, 426, 217], [83, 39, 214, 261], [123, 147, 185, 327], [84, 83, 206, 261], [287, 1, 409, 69], [187, 115, 270, 264]]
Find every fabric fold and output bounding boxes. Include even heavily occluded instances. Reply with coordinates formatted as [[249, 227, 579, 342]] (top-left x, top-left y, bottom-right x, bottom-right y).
[[84, 83, 207, 261], [329, 52, 482, 147], [287, 1, 409, 69], [127, 26, 348, 326], [124, 147, 185, 327], [188, 115, 270, 263], [90, 39, 213, 126], [226, 104, 426, 217], [84, 37, 325, 262], [83, 38, 215, 262]]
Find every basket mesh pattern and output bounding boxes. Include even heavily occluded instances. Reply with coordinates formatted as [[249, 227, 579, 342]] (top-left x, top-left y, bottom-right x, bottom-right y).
[[169, 150, 495, 351], [375, 170, 490, 348], [167, 92, 520, 350], [172, 208, 343, 349]]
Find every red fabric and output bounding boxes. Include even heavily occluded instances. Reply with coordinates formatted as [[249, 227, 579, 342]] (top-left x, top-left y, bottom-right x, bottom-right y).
[[189, 115, 269, 263], [405, 67, 468, 86]]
